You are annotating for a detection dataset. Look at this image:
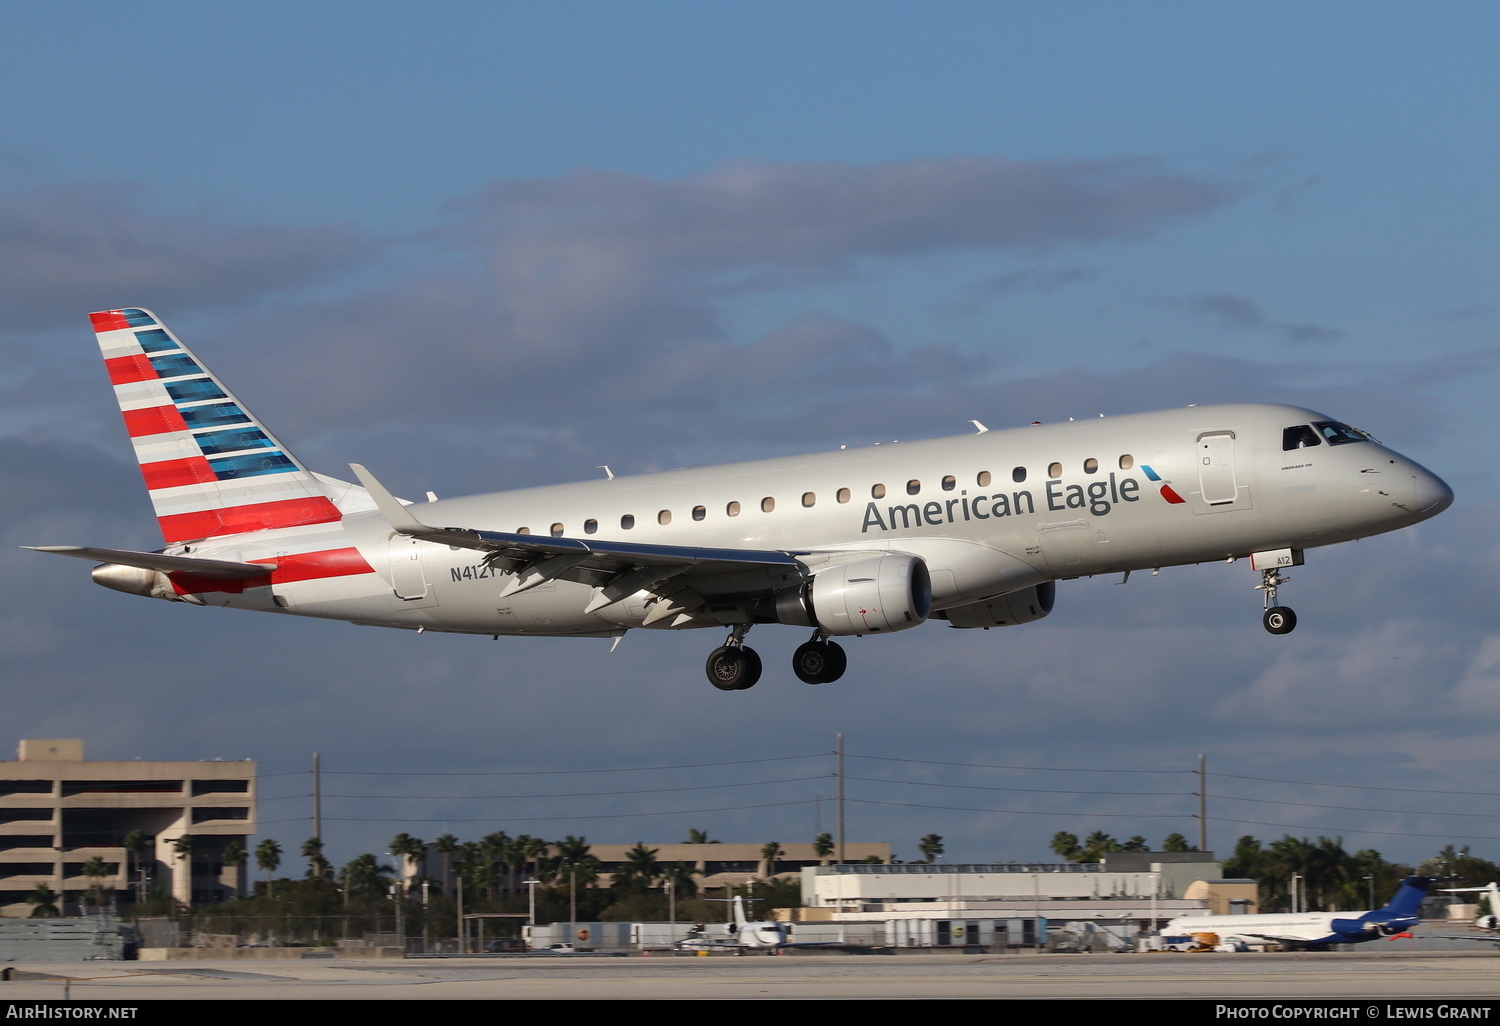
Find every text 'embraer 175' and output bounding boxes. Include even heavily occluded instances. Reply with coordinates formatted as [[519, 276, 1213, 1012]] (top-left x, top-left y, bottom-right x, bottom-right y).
[[29, 310, 1454, 691]]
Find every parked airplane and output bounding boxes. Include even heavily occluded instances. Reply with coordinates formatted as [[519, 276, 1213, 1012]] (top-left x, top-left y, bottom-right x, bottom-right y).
[[1162, 876, 1432, 948], [30, 309, 1454, 691], [678, 896, 791, 951], [1441, 883, 1500, 931]]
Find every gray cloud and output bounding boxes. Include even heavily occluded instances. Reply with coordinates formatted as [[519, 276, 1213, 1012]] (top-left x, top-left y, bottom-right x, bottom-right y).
[[1167, 293, 1344, 344], [0, 181, 375, 330]]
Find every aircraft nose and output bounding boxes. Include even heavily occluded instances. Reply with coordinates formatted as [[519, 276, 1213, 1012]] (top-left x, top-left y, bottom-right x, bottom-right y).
[[1411, 465, 1454, 516]]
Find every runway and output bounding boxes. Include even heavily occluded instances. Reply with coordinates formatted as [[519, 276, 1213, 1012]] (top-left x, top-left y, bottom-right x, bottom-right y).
[[3, 950, 1500, 1001]]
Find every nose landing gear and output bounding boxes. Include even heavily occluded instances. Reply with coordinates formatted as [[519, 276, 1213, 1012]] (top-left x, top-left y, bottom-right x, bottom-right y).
[[706, 625, 762, 691], [792, 634, 847, 685], [1257, 567, 1297, 635]]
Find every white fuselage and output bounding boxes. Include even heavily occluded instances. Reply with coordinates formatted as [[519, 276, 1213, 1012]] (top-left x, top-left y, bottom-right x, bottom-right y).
[[164, 403, 1451, 637]]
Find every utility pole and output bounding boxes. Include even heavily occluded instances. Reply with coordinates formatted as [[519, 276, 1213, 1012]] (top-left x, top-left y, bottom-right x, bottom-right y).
[[1197, 754, 1206, 853], [835, 733, 845, 865], [312, 752, 322, 845]]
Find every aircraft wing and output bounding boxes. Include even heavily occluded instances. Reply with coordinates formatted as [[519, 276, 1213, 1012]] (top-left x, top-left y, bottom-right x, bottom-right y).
[[350, 464, 807, 619], [24, 545, 271, 579]]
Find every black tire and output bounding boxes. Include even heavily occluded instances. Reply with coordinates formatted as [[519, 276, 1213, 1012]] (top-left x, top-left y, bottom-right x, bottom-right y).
[[1263, 606, 1297, 635], [793, 640, 848, 684], [820, 641, 847, 683], [793, 641, 829, 685], [706, 646, 762, 691], [735, 646, 762, 690]]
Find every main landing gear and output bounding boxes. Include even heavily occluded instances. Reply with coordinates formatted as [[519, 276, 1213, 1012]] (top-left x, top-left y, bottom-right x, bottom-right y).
[[1257, 567, 1297, 635], [706, 624, 761, 691], [792, 634, 847, 685], [703, 627, 848, 690]]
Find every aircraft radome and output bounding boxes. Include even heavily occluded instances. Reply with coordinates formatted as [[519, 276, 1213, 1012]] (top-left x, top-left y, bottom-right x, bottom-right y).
[[30, 309, 1454, 691]]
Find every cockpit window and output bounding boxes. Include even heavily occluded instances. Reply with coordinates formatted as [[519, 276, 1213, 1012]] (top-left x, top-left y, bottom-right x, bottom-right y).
[[1283, 425, 1322, 451], [1312, 421, 1370, 446]]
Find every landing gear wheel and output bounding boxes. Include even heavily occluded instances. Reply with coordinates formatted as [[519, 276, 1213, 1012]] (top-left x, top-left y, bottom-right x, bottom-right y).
[[1263, 606, 1297, 635], [706, 645, 762, 690], [792, 640, 847, 684]]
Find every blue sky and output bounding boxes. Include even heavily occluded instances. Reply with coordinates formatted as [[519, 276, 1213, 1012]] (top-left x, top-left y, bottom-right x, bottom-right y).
[[3, 2, 1498, 873]]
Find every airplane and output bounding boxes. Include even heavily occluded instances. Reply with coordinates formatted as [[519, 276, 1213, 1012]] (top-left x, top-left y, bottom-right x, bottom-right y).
[[677, 896, 794, 951], [1441, 883, 1500, 932], [1161, 876, 1432, 949], [28, 308, 1454, 691]]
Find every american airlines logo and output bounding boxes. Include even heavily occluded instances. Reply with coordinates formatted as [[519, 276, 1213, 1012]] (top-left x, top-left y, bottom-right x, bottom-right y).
[[861, 472, 1146, 534]]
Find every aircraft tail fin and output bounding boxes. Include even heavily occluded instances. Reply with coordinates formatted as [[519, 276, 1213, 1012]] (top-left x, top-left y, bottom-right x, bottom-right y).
[[89, 308, 343, 545], [1380, 876, 1432, 918]]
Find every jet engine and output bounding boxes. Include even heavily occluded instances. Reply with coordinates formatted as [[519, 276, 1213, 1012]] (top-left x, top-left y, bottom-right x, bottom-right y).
[[91, 563, 184, 602], [938, 581, 1056, 629], [760, 554, 931, 635], [1478, 914, 1498, 931]]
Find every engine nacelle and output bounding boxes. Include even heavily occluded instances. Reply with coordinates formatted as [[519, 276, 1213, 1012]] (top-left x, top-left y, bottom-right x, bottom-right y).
[[91, 563, 185, 602], [1478, 915, 1498, 932], [762, 554, 931, 636], [938, 582, 1056, 629]]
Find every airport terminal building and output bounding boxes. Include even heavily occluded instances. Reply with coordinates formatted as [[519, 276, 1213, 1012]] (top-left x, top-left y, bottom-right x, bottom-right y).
[[0, 739, 256, 916]]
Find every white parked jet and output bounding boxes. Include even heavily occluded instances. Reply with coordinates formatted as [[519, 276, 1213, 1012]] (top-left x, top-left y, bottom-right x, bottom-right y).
[[1441, 882, 1500, 932], [30, 309, 1454, 691], [678, 896, 791, 951], [1162, 876, 1431, 949]]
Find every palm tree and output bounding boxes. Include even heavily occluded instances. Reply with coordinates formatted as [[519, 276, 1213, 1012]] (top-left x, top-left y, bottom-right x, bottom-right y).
[[1050, 832, 1083, 862], [685, 828, 719, 844], [123, 830, 150, 904], [432, 834, 460, 895], [222, 841, 248, 898], [26, 883, 60, 918], [339, 853, 395, 899], [616, 843, 660, 889], [255, 839, 282, 896], [918, 834, 944, 863], [389, 834, 426, 895], [80, 856, 112, 908], [301, 837, 331, 879], [812, 833, 835, 864], [760, 842, 785, 878]]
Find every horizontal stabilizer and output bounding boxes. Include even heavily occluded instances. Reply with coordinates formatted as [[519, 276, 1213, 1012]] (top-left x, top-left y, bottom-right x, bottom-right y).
[[24, 545, 270, 579]]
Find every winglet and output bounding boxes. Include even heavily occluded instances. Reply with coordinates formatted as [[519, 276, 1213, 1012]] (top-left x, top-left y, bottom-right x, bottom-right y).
[[348, 464, 428, 536]]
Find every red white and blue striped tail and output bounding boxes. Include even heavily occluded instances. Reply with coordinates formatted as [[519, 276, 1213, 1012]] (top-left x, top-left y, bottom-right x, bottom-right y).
[[90, 308, 344, 545]]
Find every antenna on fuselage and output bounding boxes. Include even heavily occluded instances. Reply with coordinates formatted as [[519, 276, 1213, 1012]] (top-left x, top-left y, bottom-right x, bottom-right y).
[[969, 420, 989, 434], [597, 466, 615, 480]]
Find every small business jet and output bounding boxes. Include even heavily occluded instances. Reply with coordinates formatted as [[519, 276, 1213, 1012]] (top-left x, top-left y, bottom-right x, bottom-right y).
[[29, 309, 1453, 691], [678, 896, 792, 952], [1162, 876, 1431, 949], [1441, 882, 1500, 932]]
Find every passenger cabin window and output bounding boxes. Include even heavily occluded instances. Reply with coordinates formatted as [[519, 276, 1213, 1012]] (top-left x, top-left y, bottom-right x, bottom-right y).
[[517, 527, 531, 535], [837, 488, 851, 503], [584, 519, 598, 535], [1119, 454, 1134, 470], [1012, 467, 1026, 483], [906, 479, 921, 495], [550, 523, 564, 537], [620, 514, 635, 529], [761, 497, 776, 513], [1283, 425, 1323, 451], [658, 510, 672, 525], [941, 475, 956, 491], [1313, 421, 1368, 446], [1084, 458, 1098, 474], [692, 505, 706, 521], [1048, 462, 1062, 479], [977, 471, 992, 487], [872, 483, 886, 499], [726, 501, 741, 517], [802, 492, 816, 507]]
